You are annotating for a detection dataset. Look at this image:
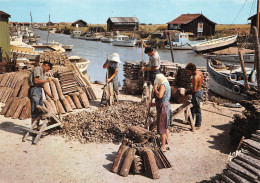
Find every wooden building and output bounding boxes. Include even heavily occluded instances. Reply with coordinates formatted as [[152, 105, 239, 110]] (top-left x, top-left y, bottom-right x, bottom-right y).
[[0, 11, 10, 62], [248, 14, 260, 35], [107, 17, 139, 31], [167, 14, 216, 37], [72, 19, 87, 28]]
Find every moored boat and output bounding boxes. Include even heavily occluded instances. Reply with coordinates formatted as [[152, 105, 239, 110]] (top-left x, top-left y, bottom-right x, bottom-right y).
[[101, 37, 113, 43], [68, 56, 90, 75], [62, 44, 74, 51], [192, 34, 238, 53], [165, 32, 200, 50], [112, 35, 136, 47], [207, 59, 257, 102]]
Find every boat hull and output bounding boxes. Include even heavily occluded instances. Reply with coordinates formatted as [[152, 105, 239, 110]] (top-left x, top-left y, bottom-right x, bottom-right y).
[[112, 39, 136, 47], [207, 60, 247, 102], [192, 34, 238, 53]]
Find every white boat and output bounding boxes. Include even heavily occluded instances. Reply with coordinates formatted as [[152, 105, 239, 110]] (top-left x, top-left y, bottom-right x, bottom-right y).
[[165, 33, 200, 50], [192, 34, 238, 53], [68, 56, 90, 75], [10, 40, 41, 61], [50, 28, 57, 33], [204, 53, 255, 63], [207, 59, 257, 102], [112, 35, 136, 47], [71, 30, 81, 38], [62, 44, 73, 51], [101, 37, 113, 43]]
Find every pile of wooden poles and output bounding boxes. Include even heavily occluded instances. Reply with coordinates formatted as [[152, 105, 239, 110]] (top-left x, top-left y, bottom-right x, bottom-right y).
[[111, 126, 171, 179], [0, 71, 31, 119], [230, 99, 260, 145], [39, 51, 69, 65], [0, 67, 96, 120]]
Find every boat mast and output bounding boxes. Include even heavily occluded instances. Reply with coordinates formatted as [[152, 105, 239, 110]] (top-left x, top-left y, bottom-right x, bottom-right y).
[[46, 14, 50, 45]]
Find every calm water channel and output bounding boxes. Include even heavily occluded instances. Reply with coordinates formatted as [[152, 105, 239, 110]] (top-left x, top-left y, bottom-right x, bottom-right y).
[[35, 30, 253, 85]]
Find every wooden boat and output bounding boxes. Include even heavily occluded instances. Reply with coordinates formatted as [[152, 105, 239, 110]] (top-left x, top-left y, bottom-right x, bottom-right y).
[[62, 44, 73, 51], [71, 30, 81, 38], [112, 35, 136, 47], [207, 59, 257, 102], [101, 37, 113, 43], [192, 34, 238, 53], [68, 56, 90, 75]]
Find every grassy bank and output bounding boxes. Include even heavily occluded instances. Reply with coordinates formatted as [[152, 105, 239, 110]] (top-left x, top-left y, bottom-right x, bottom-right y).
[[39, 24, 251, 49]]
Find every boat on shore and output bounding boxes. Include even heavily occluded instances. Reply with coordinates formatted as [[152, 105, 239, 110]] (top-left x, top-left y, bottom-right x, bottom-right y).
[[192, 34, 238, 53], [207, 59, 256, 102], [71, 30, 82, 38], [112, 35, 136, 47]]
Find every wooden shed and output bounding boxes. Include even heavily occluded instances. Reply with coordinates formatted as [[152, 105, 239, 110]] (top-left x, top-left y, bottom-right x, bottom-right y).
[[72, 19, 87, 28], [107, 17, 139, 31], [248, 14, 260, 35], [0, 11, 11, 62], [167, 14, 216, 37]]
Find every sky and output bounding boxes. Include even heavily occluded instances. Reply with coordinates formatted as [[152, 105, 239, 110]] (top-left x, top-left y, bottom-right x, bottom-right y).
[[0, 0, 258, 25]]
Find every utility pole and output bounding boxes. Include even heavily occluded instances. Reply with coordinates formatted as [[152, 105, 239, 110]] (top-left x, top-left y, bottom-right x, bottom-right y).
[[253, 26, 260, 95]]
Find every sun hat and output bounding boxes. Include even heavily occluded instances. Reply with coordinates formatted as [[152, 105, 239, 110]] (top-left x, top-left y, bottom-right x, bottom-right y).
[[110, 53, 121, 63]]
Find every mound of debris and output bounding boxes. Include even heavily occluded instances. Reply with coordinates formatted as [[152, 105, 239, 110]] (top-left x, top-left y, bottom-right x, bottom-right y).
[[53, 101, 182, 143]]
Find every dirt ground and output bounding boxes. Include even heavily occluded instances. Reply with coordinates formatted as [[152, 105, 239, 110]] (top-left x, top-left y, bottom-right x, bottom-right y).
[[0, 84, 243, 183]]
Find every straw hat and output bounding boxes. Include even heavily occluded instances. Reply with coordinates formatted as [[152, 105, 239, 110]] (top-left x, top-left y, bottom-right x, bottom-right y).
[[110, 53, 121, 63]]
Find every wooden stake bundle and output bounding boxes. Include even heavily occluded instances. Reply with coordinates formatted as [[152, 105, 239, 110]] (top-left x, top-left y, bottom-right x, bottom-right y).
[[12, 80, 24, 97], [119, 148, 136, 177], [49, 81, 59, 100], [65, 95, 76, 109], [12, 97, 29, 119], [111, 144, 130, 173], [18, 79, 29, 98], [1, 97, 16, 115]]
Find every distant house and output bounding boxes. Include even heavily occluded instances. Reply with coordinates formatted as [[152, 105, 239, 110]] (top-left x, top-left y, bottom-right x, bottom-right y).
[[107, 17, 139, 31], [19, 22, 30, 26], [0, 11, 11, 62], [167, 13, 216, 37], [248, 14, 260, 35], [46, 22, 54, 26], [72, 20, 87, 28]]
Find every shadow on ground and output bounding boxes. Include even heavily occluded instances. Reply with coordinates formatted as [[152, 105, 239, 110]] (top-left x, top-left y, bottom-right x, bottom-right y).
[[207, 122, 236, 154], [0, 121, 28, 136], [103, 152, 117, 171]]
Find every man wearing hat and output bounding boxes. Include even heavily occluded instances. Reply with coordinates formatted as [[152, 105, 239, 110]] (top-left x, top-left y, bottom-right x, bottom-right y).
[[103, 53, 120, 100], [141, 41, 161, 85], [28, 61, 53, 126]]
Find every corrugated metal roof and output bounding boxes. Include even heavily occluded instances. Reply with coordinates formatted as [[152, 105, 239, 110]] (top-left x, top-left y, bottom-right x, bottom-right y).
[[0, 11, 10, 17], [108, 17, 139, 23], [167, 14, 216, 25]]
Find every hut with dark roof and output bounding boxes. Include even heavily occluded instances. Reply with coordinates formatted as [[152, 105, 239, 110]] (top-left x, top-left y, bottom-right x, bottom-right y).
[[248, 14, 260, 35], [107, 17, 139, 31], [0, 11, 11, 62], [72, 19, 87, 28], [167, 13, 216, 37]]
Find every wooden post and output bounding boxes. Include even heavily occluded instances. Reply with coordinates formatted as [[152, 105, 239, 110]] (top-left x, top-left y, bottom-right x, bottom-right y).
[[238, 49, 250, 91], [257, 0, 260, 34], [166, 31, 174, 63], [252, 26, 260, 95]]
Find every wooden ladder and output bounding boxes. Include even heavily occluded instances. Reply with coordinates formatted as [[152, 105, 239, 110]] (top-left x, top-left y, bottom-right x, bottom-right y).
[[22, 105, 63, 144]]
